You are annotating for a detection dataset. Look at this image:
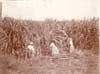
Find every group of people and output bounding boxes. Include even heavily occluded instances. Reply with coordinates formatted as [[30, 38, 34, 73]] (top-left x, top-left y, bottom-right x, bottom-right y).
[[27, 37, 75, 57]]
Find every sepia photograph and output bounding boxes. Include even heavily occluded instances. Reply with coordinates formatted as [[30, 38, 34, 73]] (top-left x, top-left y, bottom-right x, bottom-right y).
[[0, 0, 99, 74]]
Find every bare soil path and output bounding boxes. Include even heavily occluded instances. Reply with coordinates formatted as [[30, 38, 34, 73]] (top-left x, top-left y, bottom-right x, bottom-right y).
[[0, 50, 98, 74]]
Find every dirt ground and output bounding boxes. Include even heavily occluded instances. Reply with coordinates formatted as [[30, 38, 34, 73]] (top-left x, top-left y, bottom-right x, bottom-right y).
[[0, 49, 99, 74]]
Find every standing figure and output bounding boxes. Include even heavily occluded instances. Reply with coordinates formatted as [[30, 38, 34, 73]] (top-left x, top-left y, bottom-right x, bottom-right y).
[[27, 42, 36, 57], [40, 37, 50, 56], [69, 38, 75, 53], [50, 42, 60, 56]]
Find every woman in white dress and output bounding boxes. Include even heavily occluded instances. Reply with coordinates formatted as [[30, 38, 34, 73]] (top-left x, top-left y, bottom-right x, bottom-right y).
[[50, 42, 60, 56], [69, 38, 75, 53]]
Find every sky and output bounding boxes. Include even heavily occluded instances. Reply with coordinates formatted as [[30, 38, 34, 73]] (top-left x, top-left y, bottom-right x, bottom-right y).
[[2, 0, 98, 20]]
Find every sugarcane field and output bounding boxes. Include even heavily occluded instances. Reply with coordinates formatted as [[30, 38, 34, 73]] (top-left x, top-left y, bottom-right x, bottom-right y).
[[0, 17, 99, 74], [0, 0, 99, 74]]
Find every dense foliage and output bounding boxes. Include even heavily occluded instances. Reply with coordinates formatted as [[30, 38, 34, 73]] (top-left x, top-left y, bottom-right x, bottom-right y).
[[0, 17, 99, 58]]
